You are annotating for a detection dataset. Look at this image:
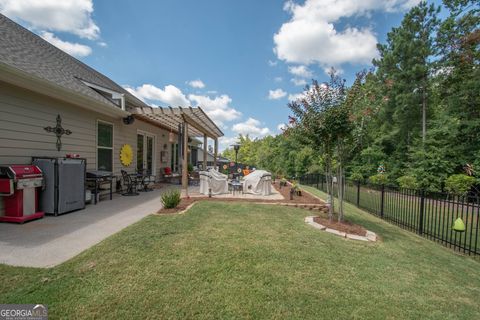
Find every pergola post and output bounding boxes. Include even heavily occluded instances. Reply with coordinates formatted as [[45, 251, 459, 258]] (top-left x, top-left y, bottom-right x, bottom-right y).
[[182, 122, 189, 195], [203, 134, 208, 170], [214, 138, 218, 170]]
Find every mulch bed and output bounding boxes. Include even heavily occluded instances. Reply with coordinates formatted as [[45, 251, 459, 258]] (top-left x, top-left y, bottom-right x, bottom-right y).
[[156, 181, 323, 214], [273, 182, 323, 204], [313, 216, 367, 236]]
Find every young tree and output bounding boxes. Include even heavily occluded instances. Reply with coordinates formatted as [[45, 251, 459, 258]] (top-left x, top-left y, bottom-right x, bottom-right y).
[[288, 70, 349, 220]]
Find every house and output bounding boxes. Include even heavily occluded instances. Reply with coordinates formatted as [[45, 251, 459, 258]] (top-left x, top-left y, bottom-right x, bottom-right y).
[[0, 13, 223, 215], [196, 148, 231, 169]]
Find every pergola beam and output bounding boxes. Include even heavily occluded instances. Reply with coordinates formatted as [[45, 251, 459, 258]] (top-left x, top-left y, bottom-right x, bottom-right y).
[[131, 106, 223, 139]]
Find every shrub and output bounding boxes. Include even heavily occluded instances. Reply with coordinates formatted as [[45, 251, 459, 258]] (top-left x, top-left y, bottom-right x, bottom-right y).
[[350, 172, 364, 182], [280, 178, 287, 187], [187, 163, 194, 173], [397, 175, 418, 189], [368, 173, 388, 185], [445, 174, 476, 195], [161, 190, 181, 209]]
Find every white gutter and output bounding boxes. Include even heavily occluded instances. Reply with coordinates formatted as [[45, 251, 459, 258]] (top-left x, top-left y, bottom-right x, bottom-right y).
[[0, 62, 130, 118]]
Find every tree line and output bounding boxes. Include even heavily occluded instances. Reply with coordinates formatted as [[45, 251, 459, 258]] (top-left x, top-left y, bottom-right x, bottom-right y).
[[223, 0, 479, 200]]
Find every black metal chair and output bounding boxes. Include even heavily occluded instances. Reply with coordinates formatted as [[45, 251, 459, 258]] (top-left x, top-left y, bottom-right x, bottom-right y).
[[137, 169, 155, 192], [121, 170, 139, 196]]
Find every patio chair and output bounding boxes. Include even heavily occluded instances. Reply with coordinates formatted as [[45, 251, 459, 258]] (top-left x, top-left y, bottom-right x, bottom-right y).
[[121, 170, 139, 196], [189, 171, 200, 186], [137, 169, 155, 192]]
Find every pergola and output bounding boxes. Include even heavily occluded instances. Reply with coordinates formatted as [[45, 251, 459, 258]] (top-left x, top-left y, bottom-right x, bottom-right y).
[[131, 106, 224, 194]]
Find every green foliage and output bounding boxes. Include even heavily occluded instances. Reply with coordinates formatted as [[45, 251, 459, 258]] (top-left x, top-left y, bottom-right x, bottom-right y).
[[187, 163, 193, 173], [396, 175, 419, 189], [291, 181, 298, 190], [221, 2, 479, 194], [369, 174, 389, 185], [161, 190, 181, 209], [350, 171, 364, 182], [445, 174, 476, 194]]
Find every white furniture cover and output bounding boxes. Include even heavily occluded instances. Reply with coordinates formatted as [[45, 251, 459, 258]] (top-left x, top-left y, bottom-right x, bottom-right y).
[[242, 170, 272, 196], [199, 170, 229, 195]]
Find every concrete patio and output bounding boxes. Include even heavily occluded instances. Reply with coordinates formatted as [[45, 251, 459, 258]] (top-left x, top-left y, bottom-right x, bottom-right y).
[[0, 186, 177, 268], [184, 185, 285, 200]]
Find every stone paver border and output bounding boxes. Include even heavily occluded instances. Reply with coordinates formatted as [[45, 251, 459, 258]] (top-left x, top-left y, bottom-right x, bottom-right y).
[[304, 216, 377, 242]]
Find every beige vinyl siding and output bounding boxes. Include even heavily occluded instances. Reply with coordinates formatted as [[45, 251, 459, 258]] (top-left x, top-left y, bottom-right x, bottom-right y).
[[0, 81, 172, 216]]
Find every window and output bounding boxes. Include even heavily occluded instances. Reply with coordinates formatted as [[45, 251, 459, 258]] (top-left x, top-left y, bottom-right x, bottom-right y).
[[97, 121, 113, 171]]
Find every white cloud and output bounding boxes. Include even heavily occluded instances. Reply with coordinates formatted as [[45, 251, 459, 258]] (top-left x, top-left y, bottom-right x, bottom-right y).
[[291, 78, 307, 86], [188, 79, 205, 89], [124, 84, 190, 107], [277, 123, 288, 131], [268, 60, 278, 66], [40, 32, 91, 57], [268, 88, 287, 100], [0, 0, 100, 40], [288, 65, 313, 78], [274, 77, 283, 82], [218, 136, 240, 152], [274, 0, 419, 68], [124, 83, 241, 126], [232, 118, 271, 137], [288, 92, 305, 101], [189, 94, 241, 125], [98, 41, 107, 47]]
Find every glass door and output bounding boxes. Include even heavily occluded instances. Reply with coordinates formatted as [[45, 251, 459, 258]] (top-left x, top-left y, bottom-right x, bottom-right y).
[[137, 132, 155, 174], [146, 136, 154, 174]]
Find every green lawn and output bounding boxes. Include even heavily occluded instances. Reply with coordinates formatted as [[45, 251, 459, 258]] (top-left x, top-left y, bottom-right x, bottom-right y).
[[1, 201, 480, 319], [302, 181, 480, 253]]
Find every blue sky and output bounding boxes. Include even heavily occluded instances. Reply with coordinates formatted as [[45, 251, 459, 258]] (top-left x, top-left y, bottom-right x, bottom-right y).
[[0, 0, 440, 150]]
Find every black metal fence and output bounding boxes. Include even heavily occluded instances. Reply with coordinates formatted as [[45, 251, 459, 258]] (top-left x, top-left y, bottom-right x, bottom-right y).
[[299, 174, 480, 257]]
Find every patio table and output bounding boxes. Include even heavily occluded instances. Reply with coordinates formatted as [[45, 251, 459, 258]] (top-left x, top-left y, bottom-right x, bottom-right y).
[[130, 172, 154, 192], [229, 180, 243, 195]]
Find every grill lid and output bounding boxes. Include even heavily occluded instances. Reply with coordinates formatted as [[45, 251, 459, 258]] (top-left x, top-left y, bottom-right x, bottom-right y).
[[0, 165, 43, 180]]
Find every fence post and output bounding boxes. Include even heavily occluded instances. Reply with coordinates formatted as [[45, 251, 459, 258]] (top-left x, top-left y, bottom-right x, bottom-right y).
[[418, 190, 425, 235], [316, 174, 319, 189], [380, 184, 385, 218], [356, 181, 360, 207]]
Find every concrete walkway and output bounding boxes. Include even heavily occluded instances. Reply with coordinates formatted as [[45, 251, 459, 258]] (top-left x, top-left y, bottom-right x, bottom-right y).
[[0, 186, 177, 268]]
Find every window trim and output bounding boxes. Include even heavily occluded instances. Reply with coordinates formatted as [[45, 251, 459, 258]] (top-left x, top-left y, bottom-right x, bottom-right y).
[[96, 120, 114, 172]]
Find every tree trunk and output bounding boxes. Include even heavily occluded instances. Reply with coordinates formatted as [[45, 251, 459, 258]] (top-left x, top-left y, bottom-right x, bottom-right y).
[[337, 165, 344, 222], [422, 75, 427, 146], [325, 157, 334, 221], [337, 142, 345, 222]]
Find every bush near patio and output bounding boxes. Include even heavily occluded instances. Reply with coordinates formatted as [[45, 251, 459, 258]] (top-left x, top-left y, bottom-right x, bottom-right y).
[[1, 201, 479, 319], [161, 190, 181, 209]]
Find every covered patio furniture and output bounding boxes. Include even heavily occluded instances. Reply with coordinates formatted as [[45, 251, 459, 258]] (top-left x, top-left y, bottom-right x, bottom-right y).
[[121, 170, 139, 196], [199, 170, 228, 195], [242, 170, 272, 196]]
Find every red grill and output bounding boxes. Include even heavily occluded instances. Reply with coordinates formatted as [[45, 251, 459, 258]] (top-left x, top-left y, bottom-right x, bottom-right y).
[[0, 165, 44, 223]]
